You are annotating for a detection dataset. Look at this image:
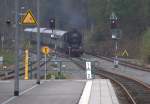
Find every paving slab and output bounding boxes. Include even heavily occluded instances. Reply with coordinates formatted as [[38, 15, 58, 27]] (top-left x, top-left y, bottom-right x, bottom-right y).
[[89, 79, 119, 104], [0, 80, 36, 104], [0, 80, 85, 104]]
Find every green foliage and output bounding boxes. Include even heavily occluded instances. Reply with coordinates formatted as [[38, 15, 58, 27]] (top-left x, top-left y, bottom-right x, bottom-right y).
[[46, 72, 66, 79], [141, 28, 150, 63], [0, 49, 15, 65], [86, 0, 150, 57], [92, 31, 107, 41], [87, 0, 149, 39], [112, 0, 140, 17]]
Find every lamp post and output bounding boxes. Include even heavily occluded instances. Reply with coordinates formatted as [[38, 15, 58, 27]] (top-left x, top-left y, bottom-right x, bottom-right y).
[[110, 12, 120, 68]]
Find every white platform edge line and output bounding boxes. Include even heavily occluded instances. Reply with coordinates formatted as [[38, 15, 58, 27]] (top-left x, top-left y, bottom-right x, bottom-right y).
[[78, 80, 92, 104], [107, 79, 120, 104]]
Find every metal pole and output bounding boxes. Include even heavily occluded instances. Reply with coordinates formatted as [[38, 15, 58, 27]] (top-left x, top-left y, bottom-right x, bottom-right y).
[[51, 29, 56, 59], [44, 54, 47, 80], [59, 61, 62, 79], [1, 36, 4, 49], [36, 0, 40, 84], [14, 0, 19, 96], [21, 6, 24, 48], [54, 32, 57, 59], [114, 39, 118, 68], [1, 39, 3, 49], [69, 47, 70, 57]]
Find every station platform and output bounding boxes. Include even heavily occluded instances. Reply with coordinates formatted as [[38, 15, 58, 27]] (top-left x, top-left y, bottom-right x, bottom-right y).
[[79, 79, 119, 104], [0, 80, 85, 104], [0, 79, 119, 104]]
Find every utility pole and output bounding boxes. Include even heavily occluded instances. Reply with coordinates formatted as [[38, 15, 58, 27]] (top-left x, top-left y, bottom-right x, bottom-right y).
[[14, 0, 19, 96], [36, 0, 41, 84]]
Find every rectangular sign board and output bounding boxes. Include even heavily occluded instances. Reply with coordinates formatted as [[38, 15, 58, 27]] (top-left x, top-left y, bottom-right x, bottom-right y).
[[86, 61, 92, 80]]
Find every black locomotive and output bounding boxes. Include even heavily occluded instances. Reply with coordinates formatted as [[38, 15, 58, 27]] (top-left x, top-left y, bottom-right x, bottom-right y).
[[63, 29, 83, 57], [25, 28, 84, 57]]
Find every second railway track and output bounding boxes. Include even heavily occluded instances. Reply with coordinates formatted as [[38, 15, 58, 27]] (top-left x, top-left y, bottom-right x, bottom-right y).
[[96, 68, 150, 104], [72, 56, 150, 104]]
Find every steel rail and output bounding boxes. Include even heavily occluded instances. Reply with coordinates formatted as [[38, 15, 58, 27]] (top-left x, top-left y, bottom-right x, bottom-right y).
[[72, 57, 150, 104]]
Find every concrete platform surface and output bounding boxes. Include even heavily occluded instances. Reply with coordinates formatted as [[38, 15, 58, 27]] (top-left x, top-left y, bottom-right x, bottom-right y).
[[0, 80, 85, 104], [78, 79, 119, 104], [89, 79, 119, 104], [0, 80, 36, 104]]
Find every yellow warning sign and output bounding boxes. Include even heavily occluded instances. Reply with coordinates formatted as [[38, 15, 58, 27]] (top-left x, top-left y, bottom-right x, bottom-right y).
[[21, 10, 37, 25], [42, 46, 50, 55], [122, 49, 129, 57]]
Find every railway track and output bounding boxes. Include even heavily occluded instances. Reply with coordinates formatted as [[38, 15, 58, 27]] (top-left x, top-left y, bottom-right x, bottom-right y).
[[85, 53, 150, 72], [0, 50, 51, 80], [1, 51, 150, 104], [0, 61, 46, 80], [96, 68, 150, 104], [72, 57, 150, 104]]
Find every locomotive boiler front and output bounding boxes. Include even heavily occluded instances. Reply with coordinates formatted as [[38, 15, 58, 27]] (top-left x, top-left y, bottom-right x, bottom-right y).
[[64, 30, 83, 57]]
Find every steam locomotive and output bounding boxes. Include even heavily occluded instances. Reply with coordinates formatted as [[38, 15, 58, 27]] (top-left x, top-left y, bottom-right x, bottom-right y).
[[24, 28, 84, 57], [62, 29, 83, 56]]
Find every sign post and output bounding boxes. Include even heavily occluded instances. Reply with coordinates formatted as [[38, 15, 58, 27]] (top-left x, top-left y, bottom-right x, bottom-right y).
[[44, 54, 47, 80], [21, 8, 38, 83], [41, 46, 50, 80], [86, 61, 92, 80]]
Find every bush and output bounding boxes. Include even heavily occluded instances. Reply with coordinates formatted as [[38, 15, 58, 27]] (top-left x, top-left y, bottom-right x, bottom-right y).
[[46, 72, 66, 79]]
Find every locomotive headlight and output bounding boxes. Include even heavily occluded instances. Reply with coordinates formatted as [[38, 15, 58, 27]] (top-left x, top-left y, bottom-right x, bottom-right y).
[[51, 34, 54, 38]]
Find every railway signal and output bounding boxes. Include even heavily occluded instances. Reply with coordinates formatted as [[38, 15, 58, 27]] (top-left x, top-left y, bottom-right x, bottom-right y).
[[110, 12, 120, 68], [6, 19, 11, 25], [49, 18, 57, 58], [49, 18, 55, 30], [111, 19, 118, 29]]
